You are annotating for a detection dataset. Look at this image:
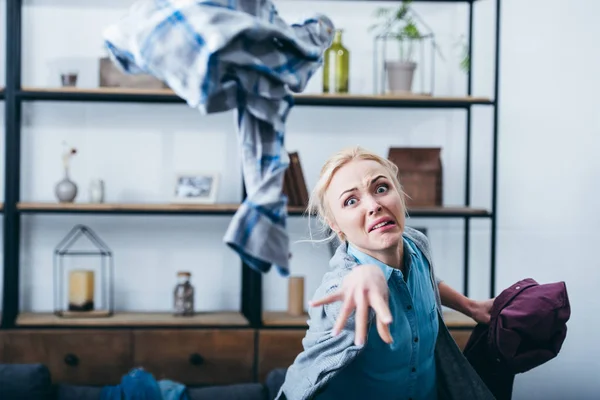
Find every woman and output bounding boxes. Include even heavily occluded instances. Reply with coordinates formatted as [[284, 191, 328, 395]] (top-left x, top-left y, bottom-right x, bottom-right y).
[[276, 147, 495, 400]]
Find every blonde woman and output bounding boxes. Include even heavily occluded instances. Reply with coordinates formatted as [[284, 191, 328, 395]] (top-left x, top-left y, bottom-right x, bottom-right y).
[[276, 147, 495, 400]]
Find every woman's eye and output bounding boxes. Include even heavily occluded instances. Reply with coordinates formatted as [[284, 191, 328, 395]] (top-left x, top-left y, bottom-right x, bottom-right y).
[[344, 198, 357, 207], [376, 184, 388, 193]]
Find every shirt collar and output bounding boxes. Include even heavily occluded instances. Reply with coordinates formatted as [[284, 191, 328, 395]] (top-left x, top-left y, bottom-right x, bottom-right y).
[[347, 235, 416, 281]]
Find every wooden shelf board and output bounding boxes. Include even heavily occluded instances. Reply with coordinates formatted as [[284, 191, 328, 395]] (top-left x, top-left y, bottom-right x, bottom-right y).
[[21, 86, 176, 96], [442, 309, 477, 328], [18, 87, 493, 107], [16, 202, 308, 215], [16, 311, 249, 327], [22, 86, 176, 95], [18, 202, 240, 212], [262, 309, 476, 328], [263, 311, 310, 327], [294, 92, 492, 104], [16, 202, 488, 218], [407, 206, 491, 217]]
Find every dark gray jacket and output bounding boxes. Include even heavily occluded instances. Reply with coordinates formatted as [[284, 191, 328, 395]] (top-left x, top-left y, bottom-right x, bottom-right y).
[[275, 227, 495, 400]]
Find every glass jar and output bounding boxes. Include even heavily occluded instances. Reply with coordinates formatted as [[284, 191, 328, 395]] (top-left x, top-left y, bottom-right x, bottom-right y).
[[173, 271, 194, 316]]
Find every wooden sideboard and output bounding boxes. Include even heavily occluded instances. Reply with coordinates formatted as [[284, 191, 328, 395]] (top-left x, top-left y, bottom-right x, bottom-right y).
[[0, 311, 476, 386]]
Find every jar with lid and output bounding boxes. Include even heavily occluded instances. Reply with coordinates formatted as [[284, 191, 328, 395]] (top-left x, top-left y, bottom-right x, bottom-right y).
[[173, 271, 194, 316]]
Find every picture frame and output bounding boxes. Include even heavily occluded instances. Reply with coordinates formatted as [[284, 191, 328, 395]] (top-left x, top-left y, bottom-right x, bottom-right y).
[[171, 172, 220, 204]]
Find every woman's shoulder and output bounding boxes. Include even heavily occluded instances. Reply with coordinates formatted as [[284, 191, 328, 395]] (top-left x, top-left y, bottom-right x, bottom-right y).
[[403, 227, 432, 255], [322, 242, 358, 287]]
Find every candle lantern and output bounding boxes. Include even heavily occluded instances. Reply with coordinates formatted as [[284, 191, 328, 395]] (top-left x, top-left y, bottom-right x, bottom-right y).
[[54, 224, 114, 318]]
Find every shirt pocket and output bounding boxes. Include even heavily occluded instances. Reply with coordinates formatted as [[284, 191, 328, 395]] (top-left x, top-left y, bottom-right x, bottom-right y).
[[421, 303, 439, 358]]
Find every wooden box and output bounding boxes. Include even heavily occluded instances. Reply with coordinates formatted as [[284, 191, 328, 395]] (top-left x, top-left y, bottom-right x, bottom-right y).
[[388, 147, 443, 207], [99, 57, 167, 89]]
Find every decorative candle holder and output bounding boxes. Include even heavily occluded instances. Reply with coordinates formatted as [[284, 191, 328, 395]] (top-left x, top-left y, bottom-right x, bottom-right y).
[[287, 276, 305, 316], [54, 224, 114, 318]]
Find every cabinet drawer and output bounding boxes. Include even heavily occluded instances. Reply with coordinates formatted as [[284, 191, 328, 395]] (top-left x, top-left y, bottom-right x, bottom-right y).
[[0, 330, 132, 385], [133, 329, 255, 385], [256, 328, 473, 382], [257, 330, 305, 382]]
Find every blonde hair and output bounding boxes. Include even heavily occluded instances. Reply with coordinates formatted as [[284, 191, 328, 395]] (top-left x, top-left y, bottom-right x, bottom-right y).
[[306, 146, 407, 243]]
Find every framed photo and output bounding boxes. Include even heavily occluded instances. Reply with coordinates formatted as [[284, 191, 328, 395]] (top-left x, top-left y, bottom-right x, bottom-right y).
[[172, 172, 219, 204]]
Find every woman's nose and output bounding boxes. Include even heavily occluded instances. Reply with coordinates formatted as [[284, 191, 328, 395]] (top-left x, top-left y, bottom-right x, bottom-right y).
[[367, 199, 382, 215]]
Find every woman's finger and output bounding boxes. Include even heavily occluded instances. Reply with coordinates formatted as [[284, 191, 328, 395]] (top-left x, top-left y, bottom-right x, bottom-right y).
[[368, 291, 392, 325], [376, 315, 393, 344], [332, 295, 354, 336], [354, 290, 368, 346], [310, 290, 342, 307]]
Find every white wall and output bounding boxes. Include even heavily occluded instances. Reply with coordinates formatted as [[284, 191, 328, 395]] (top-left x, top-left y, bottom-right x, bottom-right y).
[[0, 0, 598, 398], [493, 1, 600, 398]]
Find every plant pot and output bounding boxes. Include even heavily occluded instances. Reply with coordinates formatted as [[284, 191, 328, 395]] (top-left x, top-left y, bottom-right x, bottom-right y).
[[385, 60, 417, 93]]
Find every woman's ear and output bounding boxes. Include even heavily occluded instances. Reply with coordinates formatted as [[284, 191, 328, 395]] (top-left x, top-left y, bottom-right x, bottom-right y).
[[326, 217, 339, 234]]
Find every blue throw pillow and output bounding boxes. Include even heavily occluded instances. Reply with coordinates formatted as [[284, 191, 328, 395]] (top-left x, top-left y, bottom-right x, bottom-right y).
[[0, 363, 52, 400]]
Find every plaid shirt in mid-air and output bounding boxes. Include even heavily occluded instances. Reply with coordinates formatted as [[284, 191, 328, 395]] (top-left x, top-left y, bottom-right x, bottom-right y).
[[103, 0, 334, 276]]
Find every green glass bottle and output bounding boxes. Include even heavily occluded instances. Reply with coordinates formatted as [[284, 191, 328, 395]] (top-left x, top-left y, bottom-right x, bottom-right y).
[[322, 29, 350, 94]]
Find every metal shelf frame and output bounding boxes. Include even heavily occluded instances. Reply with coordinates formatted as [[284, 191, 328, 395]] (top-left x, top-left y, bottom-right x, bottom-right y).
[[1, 0, 502, 329]]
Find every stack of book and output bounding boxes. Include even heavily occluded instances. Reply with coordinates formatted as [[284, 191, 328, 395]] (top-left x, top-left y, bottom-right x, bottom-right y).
[[283, 151, 309, 209]]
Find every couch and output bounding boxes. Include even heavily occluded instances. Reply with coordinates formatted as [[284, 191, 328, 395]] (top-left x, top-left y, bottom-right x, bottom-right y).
[[0, 363, 287, 400]]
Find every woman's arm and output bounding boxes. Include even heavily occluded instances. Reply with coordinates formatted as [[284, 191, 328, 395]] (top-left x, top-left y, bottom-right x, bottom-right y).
[[310, 266, 495, 348], [438, 281, 494, 324]]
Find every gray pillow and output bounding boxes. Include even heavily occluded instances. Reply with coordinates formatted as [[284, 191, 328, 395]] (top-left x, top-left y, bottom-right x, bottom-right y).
[[188, 383, 267, 400], [265, 368, 287, 400], [0, 363, 52, 400], [55, 385, 102, 400]]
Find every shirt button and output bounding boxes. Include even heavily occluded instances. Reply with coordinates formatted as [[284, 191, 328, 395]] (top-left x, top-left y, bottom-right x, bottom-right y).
[[412, 367, 416, 373], [406, 305, 412, 310], [414, 337, 419, 342]]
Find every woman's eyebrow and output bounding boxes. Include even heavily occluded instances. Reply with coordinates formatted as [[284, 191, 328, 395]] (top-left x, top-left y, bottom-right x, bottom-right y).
[[339, 175, 386, 198]]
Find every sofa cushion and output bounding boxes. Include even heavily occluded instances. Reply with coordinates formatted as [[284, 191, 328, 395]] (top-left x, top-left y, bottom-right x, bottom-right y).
[[188, 383, 266, 400], [265, 368, 287, 400], [56, 384, 102, 400], [0, 363, 53, 400]]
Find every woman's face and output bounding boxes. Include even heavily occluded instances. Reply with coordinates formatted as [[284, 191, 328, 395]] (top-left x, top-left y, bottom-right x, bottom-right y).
[[325, 159, 406, 255]]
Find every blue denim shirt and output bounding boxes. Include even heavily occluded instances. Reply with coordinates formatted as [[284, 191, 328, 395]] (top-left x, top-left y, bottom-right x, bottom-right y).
[[316, 236, 439, 400]]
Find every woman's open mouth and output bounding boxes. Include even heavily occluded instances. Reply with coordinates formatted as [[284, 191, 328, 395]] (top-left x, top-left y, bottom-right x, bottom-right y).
[[368, 218, 396, 233]]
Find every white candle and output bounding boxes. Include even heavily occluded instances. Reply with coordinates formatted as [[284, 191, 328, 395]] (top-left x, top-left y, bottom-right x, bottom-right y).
[[68, 270, 95, 311]]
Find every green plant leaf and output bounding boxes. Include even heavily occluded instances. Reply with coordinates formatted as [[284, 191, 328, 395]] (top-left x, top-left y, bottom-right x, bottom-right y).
[[395, 4, 409, 20], [404, 21, 420, 39]]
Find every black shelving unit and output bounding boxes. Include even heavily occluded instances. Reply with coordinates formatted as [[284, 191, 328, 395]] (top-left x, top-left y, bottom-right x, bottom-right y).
[[2, 0, 502, 330]]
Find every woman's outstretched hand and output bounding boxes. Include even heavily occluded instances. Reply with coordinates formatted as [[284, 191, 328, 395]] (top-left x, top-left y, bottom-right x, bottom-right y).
[[309, 264, 393, 346]]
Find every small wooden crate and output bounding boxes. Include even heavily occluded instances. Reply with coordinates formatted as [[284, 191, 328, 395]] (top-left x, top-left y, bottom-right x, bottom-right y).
[[99, 57, 167, 89], [388, 147, 443, 207]]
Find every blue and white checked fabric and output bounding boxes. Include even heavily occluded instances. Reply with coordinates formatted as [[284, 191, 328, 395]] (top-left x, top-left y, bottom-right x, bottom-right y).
[[103, 0, 334, 276]]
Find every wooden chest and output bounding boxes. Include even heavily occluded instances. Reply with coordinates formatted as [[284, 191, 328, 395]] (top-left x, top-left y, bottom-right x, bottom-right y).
[[388, 147, 443, 207]]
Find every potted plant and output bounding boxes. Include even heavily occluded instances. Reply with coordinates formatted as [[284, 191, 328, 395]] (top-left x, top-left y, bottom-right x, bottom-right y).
[[369, 0, 425, 94], [456, 34, 470, 73]]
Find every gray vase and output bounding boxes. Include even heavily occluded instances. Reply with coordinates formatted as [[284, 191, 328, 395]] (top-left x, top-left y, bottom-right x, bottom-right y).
[[55, 169, 78, 203]]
